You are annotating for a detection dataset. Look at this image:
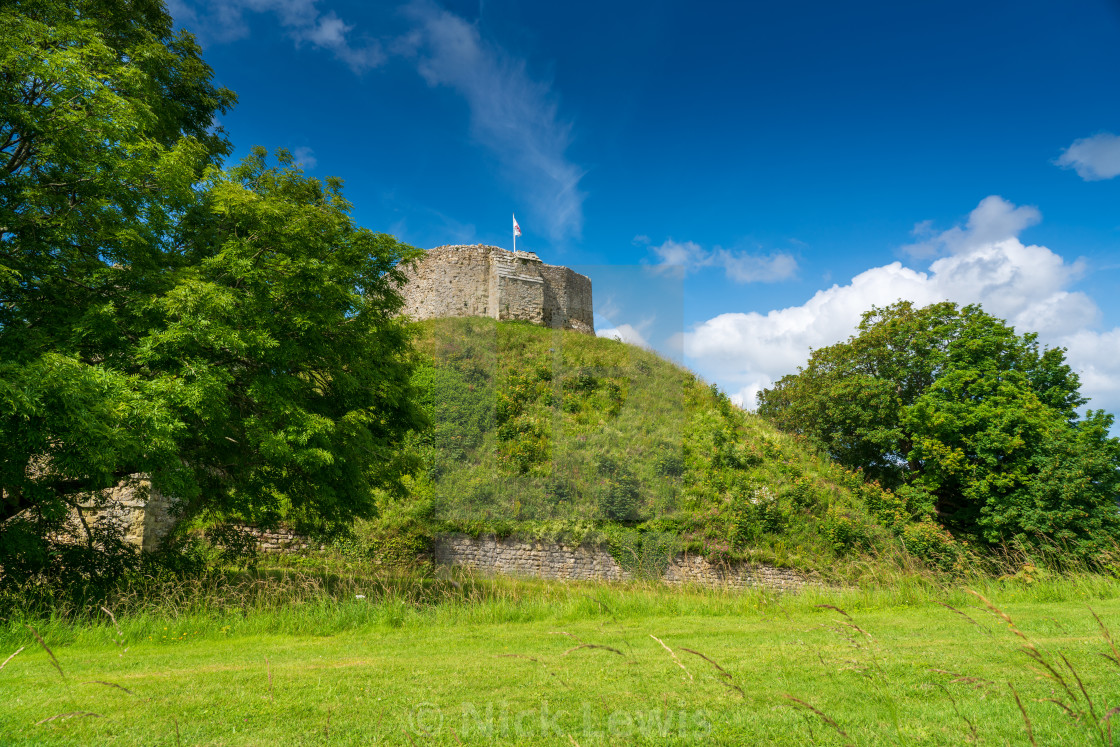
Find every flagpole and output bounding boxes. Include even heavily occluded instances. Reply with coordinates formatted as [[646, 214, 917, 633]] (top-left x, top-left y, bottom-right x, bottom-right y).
[[513, 213, 516, 253]]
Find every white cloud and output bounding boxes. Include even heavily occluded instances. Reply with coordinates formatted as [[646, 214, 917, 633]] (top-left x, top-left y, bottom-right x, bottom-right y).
[[1062, 328, 1120, 410], [648, 238, 703, 272], [398, 1, 585, 242], [683, 196, 1120, 415], [720, 250, 799, 283], [597, 323, 652, 349], [169, 0, 385, 72], [644, 237, 798, 283], [291, 146, 317, 169], [901, 195, 1041, 258], [1056, 132, 1120, 181]]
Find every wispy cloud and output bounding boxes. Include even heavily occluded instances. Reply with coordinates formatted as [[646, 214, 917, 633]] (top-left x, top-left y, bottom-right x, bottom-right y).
[[641, 237, 798, 283], [1056, 132, 1120, 181], [171, 0, 586, 242], [168, 0, 385, 72], [397, 0, 585, 242], [291, 146, 317, 169]]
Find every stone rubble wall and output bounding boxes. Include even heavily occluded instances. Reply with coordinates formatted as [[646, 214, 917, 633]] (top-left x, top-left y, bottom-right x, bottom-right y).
[[433, 534, 809, 591], [70, 503, 809, 591], [434, 534, 631, 582], [228, 524, 325, 553], [71, 475, 178, 552], [400, 245, 491, 321], [490, 251, 545, 324], [664, 553, 806, 592], [64, 480, 316, 555], [400, 244, 593, 335], [539, 264, 594, 334]]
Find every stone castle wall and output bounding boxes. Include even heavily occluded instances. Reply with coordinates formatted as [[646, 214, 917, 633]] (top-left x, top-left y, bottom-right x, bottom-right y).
[[401, 244, 594, 334], [539, 264, 594, 335], [488, 249, 545, 324], [229, 524, 326, 554], [70, 475, 179, 552], [63, 497, 809, 591], [400, 244, 491, 319], [433, 534, 809, 591]]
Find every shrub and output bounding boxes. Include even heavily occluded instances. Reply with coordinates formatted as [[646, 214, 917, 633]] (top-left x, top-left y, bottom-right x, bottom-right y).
[[822, 509, 874, 555], [732, 484, 784, 546], [783, 476, 823, 511], [497, 417, 549, 472], [654, 447, 686, 478], [413, 364, 494, 452], [902, 520, 963, 571], [564, 368, 600, 394], [597, 457, 643, 522]]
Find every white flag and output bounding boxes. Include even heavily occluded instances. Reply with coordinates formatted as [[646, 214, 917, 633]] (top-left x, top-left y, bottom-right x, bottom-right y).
[[513, 214, 522, 237]]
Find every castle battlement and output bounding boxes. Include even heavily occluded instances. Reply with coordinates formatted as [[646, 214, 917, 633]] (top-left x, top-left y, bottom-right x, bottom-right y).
[[400, 244, 594, 334]]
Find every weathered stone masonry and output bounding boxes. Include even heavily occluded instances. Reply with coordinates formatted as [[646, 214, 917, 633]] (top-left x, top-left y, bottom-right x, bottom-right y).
[[400, 244, 594, 334], [67, 475, 178, 553], [433, 534, 809, 591]]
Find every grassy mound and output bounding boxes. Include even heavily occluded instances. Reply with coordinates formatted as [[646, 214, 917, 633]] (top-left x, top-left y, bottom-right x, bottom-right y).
[[368, 317, 939, 575]]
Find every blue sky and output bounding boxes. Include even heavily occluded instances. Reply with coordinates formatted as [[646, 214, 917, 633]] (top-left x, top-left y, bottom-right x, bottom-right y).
[[170, 0, 1120, 414]]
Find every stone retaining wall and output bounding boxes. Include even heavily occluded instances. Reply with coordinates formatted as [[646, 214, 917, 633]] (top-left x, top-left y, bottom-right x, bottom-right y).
[[433, 534, 808, 591], [228, 524, 325, 553]]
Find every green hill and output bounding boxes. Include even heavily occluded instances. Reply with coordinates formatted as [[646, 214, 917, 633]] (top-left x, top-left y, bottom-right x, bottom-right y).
[[362, 317, 952, 576]]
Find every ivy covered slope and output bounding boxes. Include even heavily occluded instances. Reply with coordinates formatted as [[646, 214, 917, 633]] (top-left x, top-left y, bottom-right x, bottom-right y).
[[387, 317, 951, 574]]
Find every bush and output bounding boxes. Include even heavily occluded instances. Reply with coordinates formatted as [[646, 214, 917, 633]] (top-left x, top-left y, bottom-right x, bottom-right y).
[[654, 447, 686, 478], [902, 520, 963, 571], [497, 417, 549, 472], [0, 513, 139, 613], [783, 476, 822, 511], [732, 484, 785, 546], [597, 457, 643, 522], [822, 509, 874, 556], [564, 369, 600, 394], [607, 529, 676, 578], [413, 364, 494, 453]]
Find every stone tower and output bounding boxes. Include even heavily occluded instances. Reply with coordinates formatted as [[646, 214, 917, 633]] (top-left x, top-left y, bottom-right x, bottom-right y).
[[400, 244, 594, 334]]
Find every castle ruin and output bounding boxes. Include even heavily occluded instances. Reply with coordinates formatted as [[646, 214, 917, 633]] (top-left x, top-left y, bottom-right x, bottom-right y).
[[400, 245, 594, 334]]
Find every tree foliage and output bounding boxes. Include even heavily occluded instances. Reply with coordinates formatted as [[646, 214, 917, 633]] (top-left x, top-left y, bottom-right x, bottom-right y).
[[0, 1, 426, 583], [757, 301, 1120, 557]]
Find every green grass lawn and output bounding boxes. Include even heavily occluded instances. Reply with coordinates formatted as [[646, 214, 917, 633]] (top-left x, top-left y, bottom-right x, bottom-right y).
[[3, 575, 1120, 745]]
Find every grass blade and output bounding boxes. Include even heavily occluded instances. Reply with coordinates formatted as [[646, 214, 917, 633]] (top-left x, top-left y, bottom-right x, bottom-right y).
[[36, 711, 100, 726], [26, 626, 63, 679], [0, 646, 25, 672], [784, 695, 855, 746]]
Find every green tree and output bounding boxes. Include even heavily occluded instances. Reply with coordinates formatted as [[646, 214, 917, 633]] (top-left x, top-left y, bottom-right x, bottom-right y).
[[757, 301, 1120, 557], [0, 1, 425, 583]]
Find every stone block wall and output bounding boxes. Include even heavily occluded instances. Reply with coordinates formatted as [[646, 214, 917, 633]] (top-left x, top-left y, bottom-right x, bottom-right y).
[[228, 524, 326, 553], [400, 245, 491, 320], [433, 534, 809, 591], [489, 250, 545, 324], [540, 264, 594, 334], [434, 534, 631, 582], [400, 244, 593, 334], [71, 475, 179, 552]]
